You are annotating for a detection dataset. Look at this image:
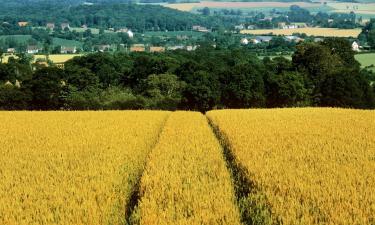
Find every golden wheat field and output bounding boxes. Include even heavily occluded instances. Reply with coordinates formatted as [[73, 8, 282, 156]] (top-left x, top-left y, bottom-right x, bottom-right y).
[[0, 111, 169, 225], [2, 54, 82, 64], [132, 112, 241, 224], [207, 108, 375, 224], [240, 28, 362, 37], [1, 108, 375, 224]]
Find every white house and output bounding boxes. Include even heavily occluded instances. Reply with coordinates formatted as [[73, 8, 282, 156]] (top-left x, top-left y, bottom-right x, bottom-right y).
[[27, 46, 40, 54], [60, 46, 77, 54], [7, 48, 16, 53], [352, 41, 360, 52], [127, 30, 134, 39], [240, 38, 249, 45]]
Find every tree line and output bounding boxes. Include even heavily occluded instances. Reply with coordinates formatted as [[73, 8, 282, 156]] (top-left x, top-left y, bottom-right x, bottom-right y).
[[1, 38, 374, 111], [0, 3, 235, 32]]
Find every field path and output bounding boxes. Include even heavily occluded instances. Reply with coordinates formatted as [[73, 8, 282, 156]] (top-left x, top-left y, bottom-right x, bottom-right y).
[[131, 111, 242, 224]]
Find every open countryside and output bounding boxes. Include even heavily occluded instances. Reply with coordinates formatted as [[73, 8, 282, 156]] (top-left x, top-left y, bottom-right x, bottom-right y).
[[1, 0, 375, 224]]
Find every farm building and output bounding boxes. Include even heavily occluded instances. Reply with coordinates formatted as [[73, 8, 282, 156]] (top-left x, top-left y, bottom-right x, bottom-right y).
[[46, 23, 55, 29], [61, 23, 70, 30], [255, 36, 273, 43], [60, 46, 77, 54], [192, 25, 210, 32], [127, 30, 134, 39], [18, 21, 28, 27], [352, 41, 360, 52], [7, 48, 16, 53], [240, 38, 249, 45], [97, 45, 111, 52], [186, 45, 197, 51], [167, 45, 185, 51], [284, 36, 304, 43], [27, 46, 41, 54]]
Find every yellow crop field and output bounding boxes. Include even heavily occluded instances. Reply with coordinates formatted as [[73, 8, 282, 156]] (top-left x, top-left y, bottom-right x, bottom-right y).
[[207, 108, 375, 224], [34, 54, 82, 64], [241, 28, 362, 37], [0, 111, 169, 225], [132, 112, 241, 224], [2, 54, 82, 64]]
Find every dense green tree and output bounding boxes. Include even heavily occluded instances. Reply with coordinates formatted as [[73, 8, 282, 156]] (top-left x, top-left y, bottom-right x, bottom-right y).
[[221, 63, 265, 108], [0, 85, 30, 110], [293, 43, 342, 104], [321, 37, 359, 68], [182, 70, 221, 112], [320, 68, 374, 108], [27, 67, 65, 110]]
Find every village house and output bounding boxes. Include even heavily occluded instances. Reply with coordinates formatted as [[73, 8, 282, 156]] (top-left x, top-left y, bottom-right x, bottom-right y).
[[18, 21, 28, 27], [60, 46, 77, 54], [61, 23, 70, 30], [254, 36, 273, 43], [46, 23, 55, 30], [27, 45, 41, 54], [234, 24, 245, 30], [150, 46, 165, 53], [81, 24, 88, 29], [97, 45, 111, 52], [117, 28, 128, 33], [7, 48, 16, 53], [284, 36, 304, 43], [186, 45, 197, 51], [192, 25, 210, 33], [127, 30, 134, 39], [352, 41, 360, 52], [167, 45, 185, 51], [130, 44, 145, 52], [240, 38, 249, 45]]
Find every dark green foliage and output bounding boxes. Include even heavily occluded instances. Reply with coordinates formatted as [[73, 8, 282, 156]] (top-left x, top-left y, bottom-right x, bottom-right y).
[[1, 44, 374, 111], [27, 67, 66, 110], [0, 85, 30, 110], [221, 63, 265, 108], [182, 70, 221, 112]]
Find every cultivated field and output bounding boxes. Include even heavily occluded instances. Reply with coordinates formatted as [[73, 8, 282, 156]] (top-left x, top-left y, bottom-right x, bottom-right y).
[[1, 108, 375, 224], [0, 111, 169, 224], [2, 54, 82, 64], [34, 54, 83, 64], [241, 28, 362, 37], [133, 112, 240, 224], [166, 1, 321, 11], [207, 108, 375, 224]]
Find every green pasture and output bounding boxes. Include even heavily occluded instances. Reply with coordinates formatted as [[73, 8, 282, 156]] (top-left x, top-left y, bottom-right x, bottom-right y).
[[355, 53, 375, 71]]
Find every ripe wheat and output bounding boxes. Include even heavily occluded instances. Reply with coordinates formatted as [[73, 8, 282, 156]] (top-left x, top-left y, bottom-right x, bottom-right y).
[[132, 111, 242, 225], [207, 108, 375, 225], [0, 111, 169, 225]]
